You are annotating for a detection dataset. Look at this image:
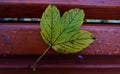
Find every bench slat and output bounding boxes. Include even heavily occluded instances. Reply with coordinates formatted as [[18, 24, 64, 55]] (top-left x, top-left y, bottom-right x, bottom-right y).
[[0, 55, 120, 74], [0, 0, 120, 19], [0, 23, 119, 55]]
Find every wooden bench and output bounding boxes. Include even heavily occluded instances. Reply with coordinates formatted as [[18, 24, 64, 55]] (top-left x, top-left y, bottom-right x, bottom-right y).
[[0, 0, 120, 74]]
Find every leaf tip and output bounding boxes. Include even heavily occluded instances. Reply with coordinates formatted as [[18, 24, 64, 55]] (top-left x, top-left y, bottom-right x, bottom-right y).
[[92, 37, 96, 40], [50, 4, 54, 6]]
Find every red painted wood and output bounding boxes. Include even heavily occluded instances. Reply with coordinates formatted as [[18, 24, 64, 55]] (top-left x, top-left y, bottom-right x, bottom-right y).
[[0, 0, 119, 73], [0, 0, 120, 6], [0, 23, 119, 55], [0, 0, 120, 19], [0, 55, 120, 74]]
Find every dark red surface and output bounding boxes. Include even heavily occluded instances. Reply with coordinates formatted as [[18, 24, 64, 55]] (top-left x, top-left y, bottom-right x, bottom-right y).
[[0, 23, 119, 55], [0, 0, 120, 73], [0, 55, 120, 74], [0, 0, 120, 19]]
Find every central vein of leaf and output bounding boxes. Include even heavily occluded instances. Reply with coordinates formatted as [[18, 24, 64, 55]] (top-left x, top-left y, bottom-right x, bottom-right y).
[[54, 38, 93, 45], [53, 10, 80, 44], [50, 6, 53, 46]]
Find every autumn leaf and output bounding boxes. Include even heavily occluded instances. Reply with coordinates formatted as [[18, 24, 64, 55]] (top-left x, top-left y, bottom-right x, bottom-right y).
[[40, 4, 95, 53], [32, 4, 95, 71]]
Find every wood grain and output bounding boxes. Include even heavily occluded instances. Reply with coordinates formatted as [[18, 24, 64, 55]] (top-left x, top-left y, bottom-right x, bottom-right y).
[[0, 0, 120, 19], [0, 23, 119, 55], [0, 55, 120, 74]]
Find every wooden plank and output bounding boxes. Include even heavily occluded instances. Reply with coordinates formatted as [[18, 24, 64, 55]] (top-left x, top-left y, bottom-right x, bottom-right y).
[[0, 55, 120, 74], [0, 0, 120, 19], [0, 23, 119, 55]]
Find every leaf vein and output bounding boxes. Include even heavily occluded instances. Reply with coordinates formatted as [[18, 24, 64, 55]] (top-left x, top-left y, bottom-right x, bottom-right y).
[[53, 10, 81, 44], [54, 38, 93, 45]]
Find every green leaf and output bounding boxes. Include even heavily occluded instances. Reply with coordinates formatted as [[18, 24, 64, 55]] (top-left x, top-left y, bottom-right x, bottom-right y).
[[52, 30, 95, 53], [40, 4, 95, 53], [40, 4, 61, 46], [53, 8, 85, 45]]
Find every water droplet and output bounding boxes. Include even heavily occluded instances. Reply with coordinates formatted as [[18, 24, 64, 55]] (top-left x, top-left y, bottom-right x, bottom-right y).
[[96, 49, 99, 53], [116, 48, 119, 51], [109, 48, 112, 50], [11, 31, 17, 34], [116, 34, 120, 38], [28, 31, 33, 34], [3, 54, 7, 57], [78, 55, 83, 59], [6, 50, 10, 54], [106, 43, 112, 45], [109, 52, 112, 55], [118, 44, 120, 47], [101, 0, 105, 3], [98, 41, 102, 44]]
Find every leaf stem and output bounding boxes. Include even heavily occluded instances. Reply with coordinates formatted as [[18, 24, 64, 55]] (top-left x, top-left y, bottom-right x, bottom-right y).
[[31, 46, 51, 71]]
